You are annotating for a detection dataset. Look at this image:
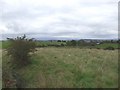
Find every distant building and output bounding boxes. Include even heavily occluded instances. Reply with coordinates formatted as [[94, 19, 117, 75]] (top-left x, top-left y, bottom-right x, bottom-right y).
[[96, 42, 100, 45]]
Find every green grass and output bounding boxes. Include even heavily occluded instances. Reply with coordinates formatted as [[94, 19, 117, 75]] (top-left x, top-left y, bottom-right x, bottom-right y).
[[2, 47, 118, 88], [0, 49, 2, 89], [0, 41, 11, 49], [96, 43, 118, 49], [36, 41, 66, 47]]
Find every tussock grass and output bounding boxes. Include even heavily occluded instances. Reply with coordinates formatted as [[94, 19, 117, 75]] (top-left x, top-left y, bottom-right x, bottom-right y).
[[2, 47, 118, 88]]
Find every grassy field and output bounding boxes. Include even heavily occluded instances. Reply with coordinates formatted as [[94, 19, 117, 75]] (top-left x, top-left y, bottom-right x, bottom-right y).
[[0, 41, 11, 49], [2, 47, 118, 88], [0, 49, 2, 89]]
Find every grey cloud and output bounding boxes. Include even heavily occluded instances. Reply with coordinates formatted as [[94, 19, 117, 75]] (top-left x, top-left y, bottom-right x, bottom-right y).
[[86, 29, 118, 39], [0, 0, 118, 40]]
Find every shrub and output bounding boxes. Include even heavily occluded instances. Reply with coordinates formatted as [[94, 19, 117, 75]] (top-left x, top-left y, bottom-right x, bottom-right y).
[[6, 35, 36, 68], [97, 48, 100, 49], [61, 43, 65, 47], [104, 46, 115, 50]]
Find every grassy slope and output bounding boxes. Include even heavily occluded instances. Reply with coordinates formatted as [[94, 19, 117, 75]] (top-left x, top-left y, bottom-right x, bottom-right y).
[[6, 47, 117, 88]]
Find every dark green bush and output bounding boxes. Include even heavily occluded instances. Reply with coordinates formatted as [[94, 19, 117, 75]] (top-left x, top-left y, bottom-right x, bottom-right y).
[[6, 35, 36, 67], [97, 48, 100, 49], [104, 46, 115, 50]]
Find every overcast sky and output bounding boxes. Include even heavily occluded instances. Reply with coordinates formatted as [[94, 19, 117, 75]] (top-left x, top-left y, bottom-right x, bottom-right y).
[[0, 0, 119, 40]]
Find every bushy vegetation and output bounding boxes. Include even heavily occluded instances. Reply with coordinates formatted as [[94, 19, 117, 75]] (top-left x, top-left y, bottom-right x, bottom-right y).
[[6, 35, 36, 68], [36, 41, 66, 47], [104, 46, 115, 50], [2, 35, 36, 88], [35, 40, 119, 49]]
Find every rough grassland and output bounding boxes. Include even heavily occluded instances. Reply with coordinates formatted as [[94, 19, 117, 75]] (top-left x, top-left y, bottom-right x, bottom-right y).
[[3, 47, 118, 88], [0, 49, 2, 89]]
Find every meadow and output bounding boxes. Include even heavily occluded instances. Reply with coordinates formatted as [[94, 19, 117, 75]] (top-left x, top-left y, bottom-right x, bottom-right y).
[[0, 49, 2, 89], [2, 47, 118, 88]]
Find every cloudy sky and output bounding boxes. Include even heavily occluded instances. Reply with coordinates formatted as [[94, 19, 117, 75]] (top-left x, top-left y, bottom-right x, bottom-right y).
[[0, 0, 119, 40]]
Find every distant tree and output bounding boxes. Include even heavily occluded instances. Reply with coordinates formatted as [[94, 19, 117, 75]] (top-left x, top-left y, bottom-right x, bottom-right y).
[[71, 40, 77, 46], [111, 40, 114, 43], [117, 39, 120, 43], [62, 40, 66, 42], [66, 41, 71, 46], [6, 34, 36, 68], [57, 40, 61, 42], [78, 40, 85, 46]]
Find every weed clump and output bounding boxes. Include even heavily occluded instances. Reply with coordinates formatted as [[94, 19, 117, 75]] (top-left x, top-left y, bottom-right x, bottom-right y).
[[6, 35, 36, 68]]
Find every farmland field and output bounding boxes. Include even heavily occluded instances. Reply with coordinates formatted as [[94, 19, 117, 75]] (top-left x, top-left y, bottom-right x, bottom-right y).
[[2, 47, 118, 88]]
